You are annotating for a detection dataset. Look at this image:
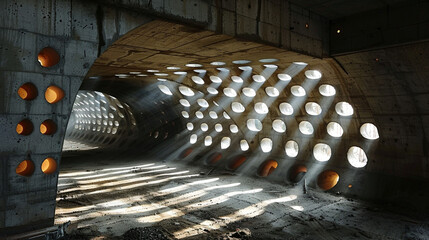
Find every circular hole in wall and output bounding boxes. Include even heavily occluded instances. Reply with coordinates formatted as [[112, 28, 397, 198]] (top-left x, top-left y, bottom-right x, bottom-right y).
[[40, 119, 57, 135], [16, 160, 35, 177], [41, 157, 57, 174], [221, 137, 231, 149], [272, 119, 286, 133], [360, 123, 379, 140], [45, 86, 65, 104], [260, 138, 273, 153], [242, 88, 256, 97], [305, 102, 322, 116], [208, 153, 223, 164], [335, 102, 354, 116], [299, 121, 314, 135], [231, 102, 245, 113], [347, 146, 368, 168], [18, 83, 38, 100], [247, 119, 262, 132], [229, 155, 247, 170], [38, 47, 60, 67], [279, 102, 294, 116], [254, 102, 269, 114], [327, 122, 343, 137], [317, 170, 339, 190], [319, 84, 336, 96], [285, 140, 299, 157], [288, 165, 307, 183], [258, 160, 278, 177], [313, 143, 332, 162], [240, 140, 249, 151], [16, 119, 34, 135]]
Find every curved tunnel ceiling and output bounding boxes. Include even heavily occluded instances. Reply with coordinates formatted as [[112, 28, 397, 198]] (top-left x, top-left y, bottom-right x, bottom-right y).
[[63, 20, 415, 200]]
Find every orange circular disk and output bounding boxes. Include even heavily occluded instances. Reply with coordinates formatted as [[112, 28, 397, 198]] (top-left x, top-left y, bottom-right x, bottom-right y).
[[41, 157, 57, 174], [45, 85, 65, 104], [317, 170, 340, 190], [18, 83, 37, 100], [16, 160, 35, 176], [38, 47, 60, 67], [40, 119, 57, 135], [16, 119, 34, 135]]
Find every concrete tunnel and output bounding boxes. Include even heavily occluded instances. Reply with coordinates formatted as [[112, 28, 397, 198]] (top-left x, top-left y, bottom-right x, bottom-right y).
[[1, 0, 429, 239]]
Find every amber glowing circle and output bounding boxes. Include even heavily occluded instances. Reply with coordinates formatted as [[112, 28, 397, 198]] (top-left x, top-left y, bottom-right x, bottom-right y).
[[16, 160, 35, 177], [38, 47, 60, 67], [45, 86, 65, 104], [41, 158, 57, 174]]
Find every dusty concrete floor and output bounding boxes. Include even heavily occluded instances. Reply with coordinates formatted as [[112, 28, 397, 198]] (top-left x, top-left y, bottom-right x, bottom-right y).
[[56, 153, 429, 240]]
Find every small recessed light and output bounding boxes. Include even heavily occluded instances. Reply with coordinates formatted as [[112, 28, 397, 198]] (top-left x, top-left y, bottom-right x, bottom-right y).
[[336, 29, 341, 34], [305, 23, 309, 28]]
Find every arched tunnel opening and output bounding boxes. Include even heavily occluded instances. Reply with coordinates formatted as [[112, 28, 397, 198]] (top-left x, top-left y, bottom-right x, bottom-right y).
[[2, 2, 429, 239]]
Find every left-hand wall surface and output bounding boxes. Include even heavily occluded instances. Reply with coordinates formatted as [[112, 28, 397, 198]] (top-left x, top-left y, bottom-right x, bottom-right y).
[[0, 0, 152, 235]]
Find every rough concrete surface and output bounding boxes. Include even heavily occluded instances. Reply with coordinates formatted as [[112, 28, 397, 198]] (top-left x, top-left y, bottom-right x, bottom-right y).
[[56, 149, 429, 240]]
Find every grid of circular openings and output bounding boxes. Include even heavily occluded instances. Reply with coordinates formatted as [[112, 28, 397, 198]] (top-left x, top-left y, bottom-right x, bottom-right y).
[[231, 102, 245, 113], [347, 146, 368, 168], [291, 86, 306, 97], [335, 102, 354, 116], [313, 143, 332, 162], [279, 103, 294, 115], [69, 91, 126, 139], [175, 62, 376, 175], [260, 138, 273, 153], [247, 119, 262, 132], [319, 84, 336, 96], [272, 119, 286, 133], [179, 86, 194, 96], [285, 140, 299, 157], [158, 85, 173, 95], [254, 102, 269, 114], [242, 88, 256, 97], [223, 88, 237, 97], [327, 122, 344, 137], [360, 123, 379, 140], [305, 102, 322, 116], [299, 121, 314, 135]]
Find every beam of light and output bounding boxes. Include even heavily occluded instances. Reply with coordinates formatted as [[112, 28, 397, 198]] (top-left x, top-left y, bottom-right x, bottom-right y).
[[58, 164, 166, 181], [174, 194, 298, 239], [291, 205, 304, 211]]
